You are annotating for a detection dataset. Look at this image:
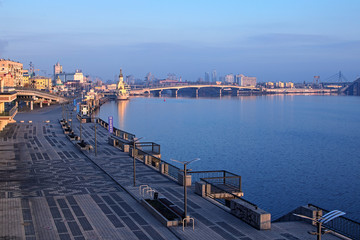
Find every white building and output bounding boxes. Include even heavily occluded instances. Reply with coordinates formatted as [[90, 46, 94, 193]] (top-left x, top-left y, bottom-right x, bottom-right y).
[[56, 70, 84, 84], [66, 70, 84, 83], [225, 74, 234, 84], [236, 74, 257, 87]]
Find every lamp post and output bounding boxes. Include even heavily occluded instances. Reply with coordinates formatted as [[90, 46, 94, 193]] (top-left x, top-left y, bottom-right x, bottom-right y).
[[70, 111, 73, 129], [61, 104, 64, 120], [66, 104, 69, 123], [93, 117, 98, 156], [131, 137, 143, 187], [79, 112, 82, 141], [171, 158, 200, 220]]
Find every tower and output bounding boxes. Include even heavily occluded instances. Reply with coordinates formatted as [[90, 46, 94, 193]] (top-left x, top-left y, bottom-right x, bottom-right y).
[[117, 69, 124, 89], [212, 70, 217, 82], [53, 62, 63, 81]]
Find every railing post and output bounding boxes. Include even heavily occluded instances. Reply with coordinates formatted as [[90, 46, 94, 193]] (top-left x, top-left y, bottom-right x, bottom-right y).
[[239, 176, 242, 192], [223, 171, 226, 185]]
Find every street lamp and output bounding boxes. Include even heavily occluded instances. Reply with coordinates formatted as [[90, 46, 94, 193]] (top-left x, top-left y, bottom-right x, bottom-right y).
[[294, 209, 345, 240], [79, 112, 82, 141], [170, 158, 200, 220], [131, 137, 143, 187], [93, 117, 98, 156]]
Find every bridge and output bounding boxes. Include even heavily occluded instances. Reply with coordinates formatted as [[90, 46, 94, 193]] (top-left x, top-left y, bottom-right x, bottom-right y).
[[342, 78, 360, 96], [131, 84, 259, 97], [15, 88, 68, 110]]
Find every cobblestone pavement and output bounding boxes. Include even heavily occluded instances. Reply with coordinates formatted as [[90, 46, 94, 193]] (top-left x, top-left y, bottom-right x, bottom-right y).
[[1, 106, 177, 240]]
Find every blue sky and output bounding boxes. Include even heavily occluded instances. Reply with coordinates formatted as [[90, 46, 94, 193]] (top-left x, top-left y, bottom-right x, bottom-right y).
[[1, 0, 360, 82]]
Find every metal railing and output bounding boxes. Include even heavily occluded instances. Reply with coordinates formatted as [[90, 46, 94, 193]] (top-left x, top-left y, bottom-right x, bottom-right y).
[[200, 178, 258, 209], [98, 118, 136, 141], [0, 105, 17, 117], [308, 204, 360, 240], [135, 149, 161, 170], [135, 142, 160, 155], [189, 170, 237, 183], [160, 160, 180, 180], [113, 127, 135, 141], [131, 145, 180, 180]]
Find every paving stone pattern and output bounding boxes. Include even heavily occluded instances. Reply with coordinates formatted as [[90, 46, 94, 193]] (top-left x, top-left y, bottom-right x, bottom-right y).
[[0, 105, 341, 240], [0, 108, 177, 240]]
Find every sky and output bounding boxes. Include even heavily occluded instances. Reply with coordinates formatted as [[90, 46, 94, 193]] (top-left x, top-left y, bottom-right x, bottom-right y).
[[1, 0, 360, 82]]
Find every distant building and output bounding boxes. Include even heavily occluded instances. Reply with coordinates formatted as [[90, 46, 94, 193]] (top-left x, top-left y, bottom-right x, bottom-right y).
[[235, 74, 242, 85], [266, 82, 274, 88], [212, 70, 217, 82], [22, 70, 30, 87], [145, 72, 154, 85], [276, 81, 285, 88], [126, 75, 135, 85], [54, 62, 63, 75], [107, 84, 117, 90], [225, 74, 234, 84], [66, 70, 84, 83], [285, 82, 294, 88], [31, 76, 52, 90], [158, 79, 180, 86], [236, 74, 257, 87], [56, 69, 84, 86], [205, 72, 210, 82], [0, 59, 23, 87]]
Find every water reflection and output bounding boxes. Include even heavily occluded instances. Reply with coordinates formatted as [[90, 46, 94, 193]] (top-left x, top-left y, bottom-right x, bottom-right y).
[[116, 100, 128, 129]]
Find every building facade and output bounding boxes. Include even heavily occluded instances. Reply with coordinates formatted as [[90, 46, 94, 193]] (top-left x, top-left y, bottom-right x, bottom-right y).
[[236, 74, 257, 87], [225, 74, 234, 84], [0, 59, 24, 87], [31, 76, 53, 90], [205, 72, 210, 82], [212, 70, 217, 82], [54, 62, 63, 78]]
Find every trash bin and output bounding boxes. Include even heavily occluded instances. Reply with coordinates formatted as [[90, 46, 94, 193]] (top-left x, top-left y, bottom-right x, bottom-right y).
[[154, 192, 159, 200]]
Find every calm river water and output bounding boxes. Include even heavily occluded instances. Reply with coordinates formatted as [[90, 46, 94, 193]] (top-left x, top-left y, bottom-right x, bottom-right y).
[[96, 95, 360, 221]]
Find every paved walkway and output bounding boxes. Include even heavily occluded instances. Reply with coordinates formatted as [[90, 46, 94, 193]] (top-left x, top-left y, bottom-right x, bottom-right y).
[[0, 104, 341, 239]]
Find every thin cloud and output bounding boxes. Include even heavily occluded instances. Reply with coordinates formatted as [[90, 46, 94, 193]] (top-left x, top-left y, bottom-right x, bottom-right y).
[[247, 33, 332, 46]]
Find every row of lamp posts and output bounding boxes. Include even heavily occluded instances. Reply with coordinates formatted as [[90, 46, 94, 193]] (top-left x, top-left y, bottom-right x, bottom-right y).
[[65, 101, 198, 226]]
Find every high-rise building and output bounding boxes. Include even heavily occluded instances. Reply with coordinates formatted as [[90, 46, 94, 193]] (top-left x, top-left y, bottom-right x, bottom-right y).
[[54, 62, 62, 74], [145, 72, 154, 85], [126, 75, 135, 85], [0, 59, 23, 87], [211, 70, 217, 82], [235, 74, 242, 85], [53, 62, 63, 83], [205, 72, 210, 82]]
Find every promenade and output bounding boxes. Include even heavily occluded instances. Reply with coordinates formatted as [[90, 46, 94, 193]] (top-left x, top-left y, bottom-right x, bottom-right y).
[[0, 105, 341, 239]]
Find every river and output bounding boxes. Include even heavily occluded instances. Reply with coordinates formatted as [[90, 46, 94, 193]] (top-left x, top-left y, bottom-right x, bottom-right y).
[[96, 95, 360, 221]]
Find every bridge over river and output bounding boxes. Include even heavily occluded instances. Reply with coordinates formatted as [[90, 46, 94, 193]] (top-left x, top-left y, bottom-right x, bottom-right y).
[[131, 84, 259, 97]]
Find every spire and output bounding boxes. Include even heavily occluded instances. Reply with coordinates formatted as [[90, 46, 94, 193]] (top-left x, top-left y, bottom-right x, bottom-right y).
[[119, 68, 123, 78]]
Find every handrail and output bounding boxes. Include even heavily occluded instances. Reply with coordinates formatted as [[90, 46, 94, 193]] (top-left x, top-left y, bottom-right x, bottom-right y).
[[200, 178, 257, 209], [308, 203, 360, 240], [0, 105, 17, 116]]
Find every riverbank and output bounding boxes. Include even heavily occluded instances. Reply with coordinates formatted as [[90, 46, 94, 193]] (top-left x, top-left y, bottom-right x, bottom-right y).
[[0, 105, 346, 239]]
